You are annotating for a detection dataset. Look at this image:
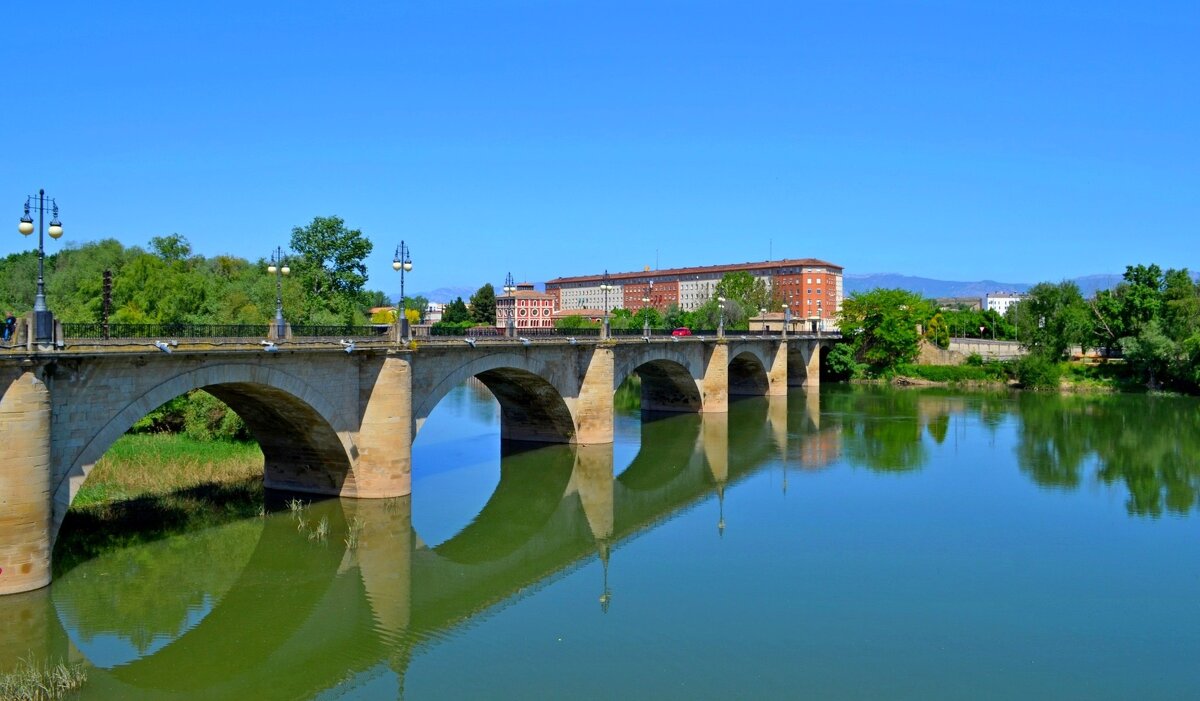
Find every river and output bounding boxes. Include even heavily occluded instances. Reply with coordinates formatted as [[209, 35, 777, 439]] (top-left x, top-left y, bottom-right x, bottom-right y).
[[1, 384, 1197, 699]]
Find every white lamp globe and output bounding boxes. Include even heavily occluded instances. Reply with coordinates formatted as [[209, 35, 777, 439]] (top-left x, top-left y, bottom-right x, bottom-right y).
[[19, 218, 34, 236]]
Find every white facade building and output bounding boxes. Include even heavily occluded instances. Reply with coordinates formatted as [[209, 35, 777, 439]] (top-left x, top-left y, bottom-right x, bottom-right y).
[[983, 292, 1026, 316], [556, 282, 625, 312]]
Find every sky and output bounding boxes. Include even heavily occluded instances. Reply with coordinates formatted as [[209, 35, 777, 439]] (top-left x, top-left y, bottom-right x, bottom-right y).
[[3, 0, 1197, 295]]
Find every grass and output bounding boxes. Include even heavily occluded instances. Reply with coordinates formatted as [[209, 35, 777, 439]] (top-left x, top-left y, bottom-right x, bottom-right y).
[[56, 433, 266, 576], [73, 433, 263, 507], [893, 362, 1013, 384], [0, 656, 87, 701]]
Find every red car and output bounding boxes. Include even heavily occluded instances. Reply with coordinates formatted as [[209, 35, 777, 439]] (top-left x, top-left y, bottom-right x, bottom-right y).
[[671, 327, 692, 337]]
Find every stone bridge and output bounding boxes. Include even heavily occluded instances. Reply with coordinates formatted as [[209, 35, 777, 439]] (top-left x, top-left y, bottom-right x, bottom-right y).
[[0, 334, 835, 595], [1, 396, 834, 696]]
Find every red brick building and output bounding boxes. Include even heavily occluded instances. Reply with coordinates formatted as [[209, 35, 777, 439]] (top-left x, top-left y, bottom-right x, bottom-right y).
[[495, 282, 556, 330], [546, 258, 844, 327]]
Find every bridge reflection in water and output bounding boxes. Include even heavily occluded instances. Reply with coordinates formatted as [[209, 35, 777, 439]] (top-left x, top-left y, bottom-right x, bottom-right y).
[[0, 391, 834, 699]]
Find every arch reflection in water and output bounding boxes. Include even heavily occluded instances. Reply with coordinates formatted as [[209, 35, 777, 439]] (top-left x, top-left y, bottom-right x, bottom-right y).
[[0, 394, 820, 699]]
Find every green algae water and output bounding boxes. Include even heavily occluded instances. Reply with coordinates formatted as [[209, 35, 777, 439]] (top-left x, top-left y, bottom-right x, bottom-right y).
[[2, 385, 1198, 700]]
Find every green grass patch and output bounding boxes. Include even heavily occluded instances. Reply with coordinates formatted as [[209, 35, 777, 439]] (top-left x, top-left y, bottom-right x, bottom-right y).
[[58, 433, 266, 575], [73, 433, 263, 507], [894, 362, 1014, 384]]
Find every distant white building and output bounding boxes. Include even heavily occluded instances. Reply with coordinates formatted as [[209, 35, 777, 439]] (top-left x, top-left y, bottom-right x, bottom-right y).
[[983, 292, 1026, 316], [424, 302, 445, 323]]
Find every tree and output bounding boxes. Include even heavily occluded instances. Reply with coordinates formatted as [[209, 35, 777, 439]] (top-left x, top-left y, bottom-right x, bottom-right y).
[[289, 216, 373, 322], [469, 284, 496, 324], [925, 313, 950, 349], [714, 271, 771, 320], [442, 297, 470, 324], [1015, 281, 1090, 360], [150, 234, 192, 262], [837, 288, 932, 374], [407, 294, 430, 323]]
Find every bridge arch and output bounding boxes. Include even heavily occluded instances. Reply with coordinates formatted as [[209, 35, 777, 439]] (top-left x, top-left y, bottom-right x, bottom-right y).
[[412, 352, 576, 443], [613, 347, 705, 413], [727, 346, 771, 396], [53, 363, 352, 541]]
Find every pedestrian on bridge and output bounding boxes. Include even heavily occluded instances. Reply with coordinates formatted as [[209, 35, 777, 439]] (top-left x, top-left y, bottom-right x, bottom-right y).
[[2, 311, 15, 344]]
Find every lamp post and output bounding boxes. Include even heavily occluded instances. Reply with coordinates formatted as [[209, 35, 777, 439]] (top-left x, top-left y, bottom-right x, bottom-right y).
[[599, 270, 613, 339], [759, 307, 767, 335], [392, 242, 413, 341], [18, 189, 64, 344], [266, 247, 290, 339], [641, 280, 653, 337], [502, 271, 516, 338], [717, 296, 726, 338], [783, 302, 792, 338]]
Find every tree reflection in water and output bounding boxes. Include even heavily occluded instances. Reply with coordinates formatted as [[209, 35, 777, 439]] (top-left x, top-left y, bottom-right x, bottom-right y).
[[825, 385, 1200, 518]]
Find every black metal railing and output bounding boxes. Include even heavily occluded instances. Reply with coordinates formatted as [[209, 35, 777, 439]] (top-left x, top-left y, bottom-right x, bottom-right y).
[[62, 322, 267, 339], [429, 325, 506, 337], [289, 324, 391, 338]]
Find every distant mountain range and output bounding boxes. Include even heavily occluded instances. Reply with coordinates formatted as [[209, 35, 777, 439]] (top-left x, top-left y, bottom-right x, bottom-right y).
[[403, 287, 476, 304], [843, 273, 1122, 299]]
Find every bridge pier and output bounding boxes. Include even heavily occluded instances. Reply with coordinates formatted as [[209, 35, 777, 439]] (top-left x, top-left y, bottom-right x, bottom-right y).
[[0, 371, 52, 596], [701, 343, 729, 412], [768, 341, 788, 396], [346, 357, 413, 498], [572, 347, 614, 445]]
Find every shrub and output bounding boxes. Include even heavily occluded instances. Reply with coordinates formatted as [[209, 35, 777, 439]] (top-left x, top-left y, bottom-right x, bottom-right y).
[[965, 352, 984, 367], [1016, 354, 1062, 390]]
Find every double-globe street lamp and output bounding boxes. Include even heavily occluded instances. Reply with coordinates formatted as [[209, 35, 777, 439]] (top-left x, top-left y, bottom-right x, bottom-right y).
[[392, 242, 413, 341], [17, 189, 64, 344], [717, 296, 727, 338], [266, 247, 290, 339], [641, 279, 654, 336], [502, 272, 516, 338], [599, 270, 614, 338]]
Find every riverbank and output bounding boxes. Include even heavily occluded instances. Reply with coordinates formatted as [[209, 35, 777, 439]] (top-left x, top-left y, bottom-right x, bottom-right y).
[[56, 434, 264, 576], [870, 361, 1148, 393]]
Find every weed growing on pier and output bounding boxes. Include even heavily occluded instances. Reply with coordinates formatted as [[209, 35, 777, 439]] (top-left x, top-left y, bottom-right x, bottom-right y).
[[0, 656, 87, 700]]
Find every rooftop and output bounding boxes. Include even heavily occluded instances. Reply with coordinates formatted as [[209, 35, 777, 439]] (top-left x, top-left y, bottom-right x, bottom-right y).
[[546, 258, 843, 285]]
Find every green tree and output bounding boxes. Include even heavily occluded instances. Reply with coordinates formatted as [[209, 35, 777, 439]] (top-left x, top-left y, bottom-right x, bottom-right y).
[[442, 297, 470, 324], [150, 234, 193, 262], [837, 288, 932, 374], [469, 284, 496, 324], [407, 294, 430, 322], [924, 313, 950, 349], [714, 271, 771, 321], [289, 216, 373, 322], [1015, 281, 1090, 359]]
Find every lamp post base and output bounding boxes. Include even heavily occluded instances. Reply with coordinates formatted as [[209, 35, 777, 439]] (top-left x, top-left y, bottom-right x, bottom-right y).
[[33, 311, 55, 346]]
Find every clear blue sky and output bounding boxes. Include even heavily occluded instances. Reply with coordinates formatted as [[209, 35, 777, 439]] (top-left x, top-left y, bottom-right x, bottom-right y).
[[3, 1, 1197, 295]]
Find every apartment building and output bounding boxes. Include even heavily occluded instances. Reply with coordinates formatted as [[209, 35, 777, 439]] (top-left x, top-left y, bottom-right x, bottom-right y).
[[545, 258, 844, 324]]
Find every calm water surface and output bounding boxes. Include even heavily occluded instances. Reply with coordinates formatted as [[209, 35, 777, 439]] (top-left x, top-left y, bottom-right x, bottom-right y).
[[2, 385, 1198, 699]]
